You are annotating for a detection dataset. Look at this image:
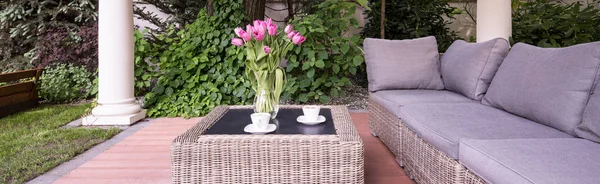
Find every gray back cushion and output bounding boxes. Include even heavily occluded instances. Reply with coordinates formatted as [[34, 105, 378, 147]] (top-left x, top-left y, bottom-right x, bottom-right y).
[[441, 38, 509, 100], [576, 76, 600, 142], [364, 36, 444, 92], [483, 42, 600, 135]]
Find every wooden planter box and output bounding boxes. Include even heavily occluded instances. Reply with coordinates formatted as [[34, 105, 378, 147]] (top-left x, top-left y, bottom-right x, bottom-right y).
[[0, 69, 44, 118]]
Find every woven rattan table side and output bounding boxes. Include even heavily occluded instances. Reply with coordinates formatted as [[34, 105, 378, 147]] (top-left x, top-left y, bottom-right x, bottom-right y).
[[171, 105, 364, 184]]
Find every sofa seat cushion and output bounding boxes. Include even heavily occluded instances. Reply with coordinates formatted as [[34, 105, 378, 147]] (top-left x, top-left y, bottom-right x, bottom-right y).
[[370, 90, 475, 116], [441, 38, 509, 100], [483, 42, 600, 135], [460, 138, 600, 184], [398, 103, 573, 159], [364, 36, 444, 92]]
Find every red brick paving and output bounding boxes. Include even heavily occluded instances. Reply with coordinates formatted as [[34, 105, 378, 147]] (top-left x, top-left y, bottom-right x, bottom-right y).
[[54, 113, 415, 184]]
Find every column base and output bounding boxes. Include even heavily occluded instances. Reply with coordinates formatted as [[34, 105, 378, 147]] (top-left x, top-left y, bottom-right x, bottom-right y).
[[83, 109, 147, 126]]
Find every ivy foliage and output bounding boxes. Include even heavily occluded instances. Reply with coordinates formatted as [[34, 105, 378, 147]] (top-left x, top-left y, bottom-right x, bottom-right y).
[[133, 29, 161, 96], [140, 0, 368, 117], [511, 0, 600, 47], [361, 0, 458, 51], [285, 0, 365, 103], [143, 0, 251, 117]]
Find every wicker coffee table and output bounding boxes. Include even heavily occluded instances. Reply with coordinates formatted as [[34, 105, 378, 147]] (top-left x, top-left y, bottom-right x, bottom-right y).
[[171, 105, 364, 184]]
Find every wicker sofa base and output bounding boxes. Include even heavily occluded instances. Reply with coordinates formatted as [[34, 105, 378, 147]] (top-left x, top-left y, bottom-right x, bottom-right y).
[[464, 169, 487, 184], [368, 98, 403, 164], [402, 125, 466, 184], [369, 99, 481, 184]]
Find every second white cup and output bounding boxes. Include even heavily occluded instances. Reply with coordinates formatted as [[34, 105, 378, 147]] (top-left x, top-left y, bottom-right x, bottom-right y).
[[250, 113, 271, 130], [302, 105, 321, 122]]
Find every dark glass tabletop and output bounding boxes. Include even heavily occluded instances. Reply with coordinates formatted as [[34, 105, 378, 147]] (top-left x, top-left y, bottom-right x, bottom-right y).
[[204, 108, 336, 135]]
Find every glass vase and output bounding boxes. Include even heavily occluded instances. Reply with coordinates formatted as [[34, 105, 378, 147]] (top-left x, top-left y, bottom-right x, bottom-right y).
[[253, 89, 279, 119]]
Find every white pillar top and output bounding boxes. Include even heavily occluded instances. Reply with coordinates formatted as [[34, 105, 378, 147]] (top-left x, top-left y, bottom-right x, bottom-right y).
[[476, 0, 512, 43]]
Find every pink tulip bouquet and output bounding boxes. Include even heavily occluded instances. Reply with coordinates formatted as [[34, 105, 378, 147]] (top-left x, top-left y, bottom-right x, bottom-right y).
[[231, 18, 306, 118]]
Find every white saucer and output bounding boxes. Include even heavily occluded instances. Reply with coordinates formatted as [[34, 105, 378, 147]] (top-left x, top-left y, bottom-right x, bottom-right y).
[[297, 115, 326, 125], [244, 124, 277, 134]]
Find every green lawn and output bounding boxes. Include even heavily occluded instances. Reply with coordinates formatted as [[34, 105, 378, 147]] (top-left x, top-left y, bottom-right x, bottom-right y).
[[0, 103, 121, 184]]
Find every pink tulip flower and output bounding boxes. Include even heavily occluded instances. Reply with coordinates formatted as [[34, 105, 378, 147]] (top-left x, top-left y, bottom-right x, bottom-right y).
[[253, 20, 264, 30], [231, 38, 243, 46], [287, 31, 297, 39], [235, 27, 252, 41], [263, 46, 271, 53], [266, 18, 273, 26], [261, 21, 268, 30], [240, 31, 252, 41], [284, 24, 293, 34], [292, 34, 306, 45], [246, 24, 254, 35], [267, 23, 278, 36], [234, 27, 243, 37], [252, 25, 266, 41]]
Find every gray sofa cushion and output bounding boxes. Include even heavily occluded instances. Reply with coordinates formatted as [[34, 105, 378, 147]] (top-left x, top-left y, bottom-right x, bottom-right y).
[[483, 42, 600, 135], [370, 90, 475, 116], [364, 36, 444, 92], [576, 78, 600, 142], [398, 103, 573, 159], [441, 38, 509, 100], [460, 138, 600, 184]]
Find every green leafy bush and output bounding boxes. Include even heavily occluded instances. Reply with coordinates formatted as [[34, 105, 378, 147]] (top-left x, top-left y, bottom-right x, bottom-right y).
[[511, 0, 600, 47], [142, 0, 368, 117], [39, 64, 92, 102], [361, 0, 458, 51], [0, 56, 33, 73], [285, 0, 365, 103], [143, 0, 251, 117], [133, 30, 161, 96]]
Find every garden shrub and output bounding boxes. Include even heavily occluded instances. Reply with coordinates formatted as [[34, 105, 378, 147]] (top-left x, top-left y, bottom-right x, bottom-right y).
[[0, 0, 98, 61], [134, 0, 207, 34], [39, 64, 93, 103], [361, 0, 458, 51], [285, 0, 365, 103], [142, 0, 368, 117], [511, 0, 600, 47], [0, 25, 29, 69], [143, 0, 251, 117], [34, 24, 99, 72], [133, 29, 161, 96], [0, 56, 33, 73]]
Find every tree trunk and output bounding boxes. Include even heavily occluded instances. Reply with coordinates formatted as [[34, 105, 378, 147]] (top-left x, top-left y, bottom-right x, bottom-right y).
[[207, 0, 214, 16], [245, 0, 266, 21], [286, 0, 294, 22], [381, 0, 385, 39]]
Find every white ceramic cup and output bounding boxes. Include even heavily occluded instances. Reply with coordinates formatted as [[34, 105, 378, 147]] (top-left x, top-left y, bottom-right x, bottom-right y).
[[250, 113, 271, 130], [302, 105, 321, 122]]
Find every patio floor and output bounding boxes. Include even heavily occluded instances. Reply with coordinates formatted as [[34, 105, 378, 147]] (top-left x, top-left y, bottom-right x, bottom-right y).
[[53, 112, 414, 184]]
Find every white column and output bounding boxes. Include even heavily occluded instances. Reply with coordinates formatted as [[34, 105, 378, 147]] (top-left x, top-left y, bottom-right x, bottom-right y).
[[476, 0, 512, 42], [84, 0, 146, 126]]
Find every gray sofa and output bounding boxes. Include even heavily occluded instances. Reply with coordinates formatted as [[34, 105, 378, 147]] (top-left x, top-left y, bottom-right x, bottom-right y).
[[365, 36, 600, 184]]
